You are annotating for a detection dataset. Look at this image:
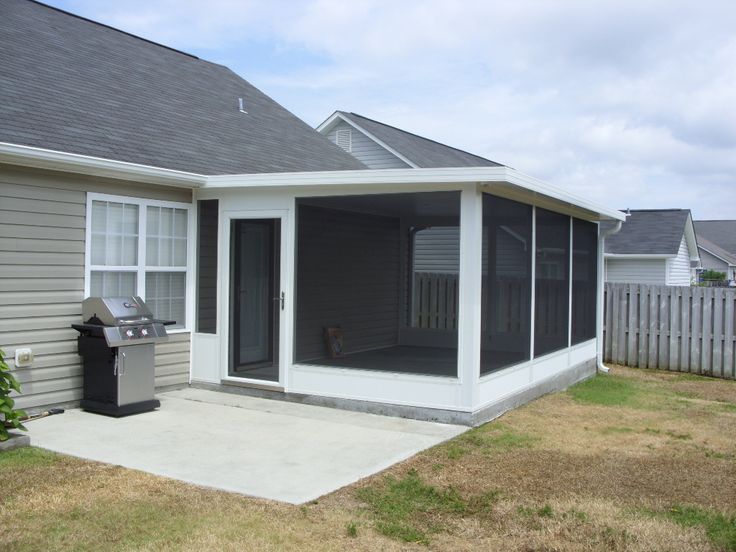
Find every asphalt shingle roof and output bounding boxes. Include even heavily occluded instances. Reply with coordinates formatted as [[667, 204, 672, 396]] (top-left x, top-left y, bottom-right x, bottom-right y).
[[694, 220, 736, 261], [604, 209, 691, 255], [0, 0, 365, 174], [338, 112, 503, 168]]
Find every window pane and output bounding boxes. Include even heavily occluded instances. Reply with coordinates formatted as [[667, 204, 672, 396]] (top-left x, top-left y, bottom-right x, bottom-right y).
[[481, 195, 533, 374], [146, 206, 188, 267], [572, 219, 598, 344], [90, 200, 138, 266], [410, 226, 459, 330], [146, 272, 186, 328], [90, 271, 136, 297], [534, 208, 570, 357]]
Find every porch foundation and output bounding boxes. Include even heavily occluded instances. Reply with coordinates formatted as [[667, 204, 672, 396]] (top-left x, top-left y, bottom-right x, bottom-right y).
[[190, 357, 596, 426]]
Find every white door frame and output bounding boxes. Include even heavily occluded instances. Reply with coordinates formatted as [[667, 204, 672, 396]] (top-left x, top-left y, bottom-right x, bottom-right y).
[[219, 209, 290, 388]]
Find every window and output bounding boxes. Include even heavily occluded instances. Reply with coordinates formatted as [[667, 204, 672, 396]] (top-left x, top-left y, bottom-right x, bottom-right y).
[[86, 194, 191, 329], [534, 208, 570, 357]]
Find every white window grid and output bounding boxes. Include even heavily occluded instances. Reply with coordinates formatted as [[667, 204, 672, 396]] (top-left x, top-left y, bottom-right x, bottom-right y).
[[85, 193, 193, 331]]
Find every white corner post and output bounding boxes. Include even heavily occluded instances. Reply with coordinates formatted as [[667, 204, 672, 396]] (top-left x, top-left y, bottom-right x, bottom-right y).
[[457, 184, 484, 410]]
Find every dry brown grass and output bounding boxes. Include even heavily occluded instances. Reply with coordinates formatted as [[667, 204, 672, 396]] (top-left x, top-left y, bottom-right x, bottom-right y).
[[2, 366, 735, 551]]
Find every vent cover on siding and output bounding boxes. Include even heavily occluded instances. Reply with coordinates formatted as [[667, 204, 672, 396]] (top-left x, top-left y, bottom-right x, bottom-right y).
[[336, 129, 352, 152]]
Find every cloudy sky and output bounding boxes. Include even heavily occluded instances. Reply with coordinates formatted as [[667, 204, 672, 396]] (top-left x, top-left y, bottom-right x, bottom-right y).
[[47, 0, 736, 219]]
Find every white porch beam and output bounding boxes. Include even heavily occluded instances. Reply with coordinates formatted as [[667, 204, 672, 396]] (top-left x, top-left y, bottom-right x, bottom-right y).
[[457, 184, 484, 408]]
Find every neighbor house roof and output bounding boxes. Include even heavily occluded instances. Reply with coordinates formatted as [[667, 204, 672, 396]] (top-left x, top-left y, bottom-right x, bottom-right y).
[[318, 111, 503, 168], [0, 0, 365, 175], [604, 209, 694, 256], [694, 220, 736, 261]]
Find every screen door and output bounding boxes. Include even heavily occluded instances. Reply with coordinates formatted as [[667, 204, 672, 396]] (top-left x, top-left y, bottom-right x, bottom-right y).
[[229, 219, 280, 381]]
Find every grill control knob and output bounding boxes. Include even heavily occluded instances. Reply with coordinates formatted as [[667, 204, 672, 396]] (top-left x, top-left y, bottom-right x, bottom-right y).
[[126, 329, 134, 337], [141, 328, 148, 336]]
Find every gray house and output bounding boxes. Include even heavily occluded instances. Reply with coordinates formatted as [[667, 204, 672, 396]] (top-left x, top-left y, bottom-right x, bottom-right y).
[[0, 0, 624, 425], [694, 220, 736, 283], [603, 209, 699, 286]]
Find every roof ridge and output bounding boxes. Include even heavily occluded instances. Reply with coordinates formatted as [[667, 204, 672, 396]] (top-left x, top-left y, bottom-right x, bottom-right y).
[[29, 0, 200, 60], [345, 111, 501, 166]]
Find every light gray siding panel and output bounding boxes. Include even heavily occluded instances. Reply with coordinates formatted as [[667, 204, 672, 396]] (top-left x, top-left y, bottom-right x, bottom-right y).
[[699, 248, 730, 272], [295, 205, 401, 361], [0, 165, 192, 411], [413, 227, 459, 273], [605, 258, 667, 285], [667, 236, 692, 286], [326, 121, 410, 170], [154, 333, 190, 387]]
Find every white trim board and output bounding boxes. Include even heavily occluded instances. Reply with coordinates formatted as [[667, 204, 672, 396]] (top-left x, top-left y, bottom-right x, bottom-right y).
[[1, 141, 624, 222]]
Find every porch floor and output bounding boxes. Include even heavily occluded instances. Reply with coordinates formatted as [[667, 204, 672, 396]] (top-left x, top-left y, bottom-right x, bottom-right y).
[[27, 388, 465, 504], [302, 345, 458, 376], [301, 345, 523, 377]]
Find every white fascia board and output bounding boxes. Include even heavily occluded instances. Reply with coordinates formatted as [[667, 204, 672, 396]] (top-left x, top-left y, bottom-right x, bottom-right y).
[[0, 141, 205, 188], [683, 214, 700, 261], [318, 112, 420, 168], [205, 166, 626, 221], [604, 253, 675, 259], [315, 111, 342, 134]]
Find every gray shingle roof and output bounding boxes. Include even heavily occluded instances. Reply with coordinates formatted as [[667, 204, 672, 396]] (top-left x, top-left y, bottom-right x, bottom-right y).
[[0, 0, 365, 174], [603, 209, 691, 255], [338, 112, 503, 168], [694, 220, 736, 259]]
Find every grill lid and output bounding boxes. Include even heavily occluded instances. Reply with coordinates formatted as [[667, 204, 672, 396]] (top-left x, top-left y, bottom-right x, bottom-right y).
[[82, 296, 153, 326]]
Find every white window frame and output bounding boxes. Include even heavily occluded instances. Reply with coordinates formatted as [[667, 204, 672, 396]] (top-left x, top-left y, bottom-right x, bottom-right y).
[[85, 192, 194, 333]]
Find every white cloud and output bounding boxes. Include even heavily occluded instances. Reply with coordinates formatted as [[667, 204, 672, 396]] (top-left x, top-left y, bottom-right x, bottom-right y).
[[54, 0, 736, 218]]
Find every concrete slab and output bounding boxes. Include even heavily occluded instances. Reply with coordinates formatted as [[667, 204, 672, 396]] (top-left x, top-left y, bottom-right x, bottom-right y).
[[0, 432, 30, 452], [28, 389, 466, 504]]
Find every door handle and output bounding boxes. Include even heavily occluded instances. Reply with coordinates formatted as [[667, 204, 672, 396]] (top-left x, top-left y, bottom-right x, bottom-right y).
[[273, 292, 285, 310], [119, 350, 126, 376]]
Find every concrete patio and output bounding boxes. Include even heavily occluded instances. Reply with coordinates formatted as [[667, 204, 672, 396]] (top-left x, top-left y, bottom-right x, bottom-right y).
[[27, 388, 466, 504]]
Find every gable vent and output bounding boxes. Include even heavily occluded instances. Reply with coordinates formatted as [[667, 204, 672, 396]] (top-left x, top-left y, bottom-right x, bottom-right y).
[[336, 128, 352, 152]]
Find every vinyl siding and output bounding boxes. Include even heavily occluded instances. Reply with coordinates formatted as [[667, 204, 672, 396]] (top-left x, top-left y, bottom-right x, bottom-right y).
[[0, 164, 192, 412], [699, 247, 731, 273], [666, 236, 693, 286], [605, 258, 667, 285], [413, 226, 460, 273], [412, 226, 524, 275], [326, 121, 411, 170], [295, 205, 401, 361]]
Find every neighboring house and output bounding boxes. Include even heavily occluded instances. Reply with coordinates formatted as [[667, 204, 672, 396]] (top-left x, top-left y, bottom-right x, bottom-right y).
[[0, 0, 624, 426], [694, 220, 736, 283], [317, 110, 502, 169], [603, 209, 700, 286]]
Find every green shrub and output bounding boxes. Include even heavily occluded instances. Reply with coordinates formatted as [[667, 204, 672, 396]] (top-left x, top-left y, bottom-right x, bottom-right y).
[[0, 348, 27, 441], [701, 269, 726, 281]]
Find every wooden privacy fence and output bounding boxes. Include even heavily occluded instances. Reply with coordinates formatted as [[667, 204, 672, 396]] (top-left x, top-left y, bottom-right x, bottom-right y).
[[413, 272, 458, 330], [603, 283, 736, 379]]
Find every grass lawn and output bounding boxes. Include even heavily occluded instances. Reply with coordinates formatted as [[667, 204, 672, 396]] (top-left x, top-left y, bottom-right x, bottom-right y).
[[2, 366, 735, 551]]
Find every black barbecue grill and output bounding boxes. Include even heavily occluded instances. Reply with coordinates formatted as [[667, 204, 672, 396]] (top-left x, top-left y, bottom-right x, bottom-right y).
[[72, 296, 171, 416]]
